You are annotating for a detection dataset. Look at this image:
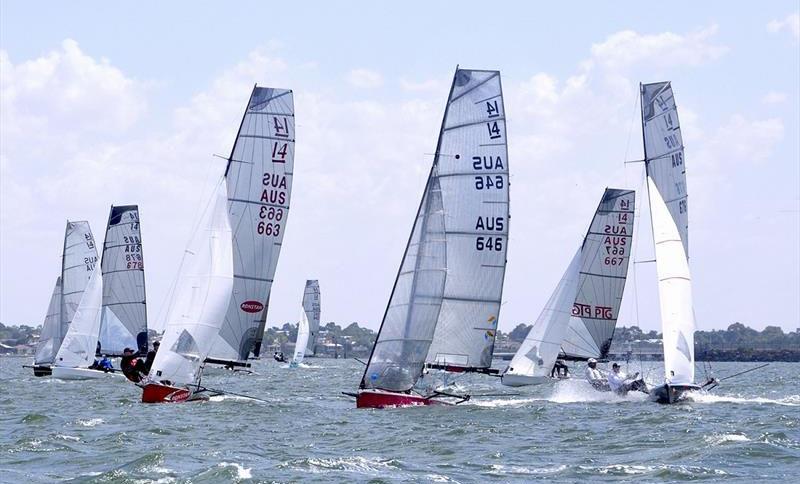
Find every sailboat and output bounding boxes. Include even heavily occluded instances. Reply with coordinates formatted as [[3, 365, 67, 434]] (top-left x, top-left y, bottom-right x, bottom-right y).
[[51, 262, 120, 379], [639, 82, 704, 404], [501, 189, 635, 387], [98, 205, 148, 356], [49, 222, 122, 380], [290, 280, 320, 367], [141, 178, 234, 403], [302, 280, 321, 357], [29, 221, 98, 377], [352, 67, 509, 408], [204, 85, 295, 369]]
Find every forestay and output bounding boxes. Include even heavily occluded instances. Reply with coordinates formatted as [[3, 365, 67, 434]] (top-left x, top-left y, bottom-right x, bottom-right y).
[[561, 189, 635, 359], [61, 221, 99, 338], [292, 307, 310, 366], [641, 82, 688, 255], [361, 171, 447, 392], [149, 179, 234, 387], [54, 264, 104, 368], [303, 280, 321, 355], [649, 178, 695, 384], [425, 69, 510, 371], [99, 205, 148, 355], [208, 86, 294, 364], [34, 277, 63, 365], [504, 250, 581, 379]]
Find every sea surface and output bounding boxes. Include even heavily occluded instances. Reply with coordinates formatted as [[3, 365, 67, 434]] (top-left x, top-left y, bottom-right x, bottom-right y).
[[1, 357, 797, 483]]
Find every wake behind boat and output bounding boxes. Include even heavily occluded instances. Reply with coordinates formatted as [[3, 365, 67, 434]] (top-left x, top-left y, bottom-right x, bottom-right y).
[[353, 67, 509, 408]]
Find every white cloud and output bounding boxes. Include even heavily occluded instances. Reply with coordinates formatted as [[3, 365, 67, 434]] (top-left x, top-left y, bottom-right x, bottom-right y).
[[345, 68, 383, 88], [767, 12, 800, 40], [590, 25, 728, 70], [762, 91, 787, 104], [399, 77, 447, 92]]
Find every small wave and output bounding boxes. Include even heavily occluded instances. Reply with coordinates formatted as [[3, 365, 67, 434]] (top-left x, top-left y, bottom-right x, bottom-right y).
[[281, 456, 402, 476], [579, 464, 729, 478], [489, 464, 567, 475], [218, 462, 252, 479], [688, 393, 800, 406], [208, 394, 266, 404], [705, 433, 750, 445], [75, 418, 104, 427], [20, 413, 48, 423]]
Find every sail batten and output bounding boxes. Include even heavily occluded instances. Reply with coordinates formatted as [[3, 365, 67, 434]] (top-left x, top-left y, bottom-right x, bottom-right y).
[[208, 86, 295, 363]]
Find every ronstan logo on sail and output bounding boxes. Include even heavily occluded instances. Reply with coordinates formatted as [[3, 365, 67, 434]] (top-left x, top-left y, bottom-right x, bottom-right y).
[[240, 301, 264, 313]]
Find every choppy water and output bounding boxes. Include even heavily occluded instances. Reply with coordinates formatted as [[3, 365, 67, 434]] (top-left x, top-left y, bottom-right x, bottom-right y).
[[1, 357, 797, 482]]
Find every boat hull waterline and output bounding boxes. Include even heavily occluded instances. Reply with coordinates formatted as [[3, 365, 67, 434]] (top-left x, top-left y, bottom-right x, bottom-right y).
[[141, 383, 210, 404], [355, 390, 452, 409], [649, 383, 702, 404]]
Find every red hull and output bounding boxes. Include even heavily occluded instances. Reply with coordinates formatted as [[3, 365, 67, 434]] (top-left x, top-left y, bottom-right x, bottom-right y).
[[356, 390, 448, 409], [141, 383, 193, 403]]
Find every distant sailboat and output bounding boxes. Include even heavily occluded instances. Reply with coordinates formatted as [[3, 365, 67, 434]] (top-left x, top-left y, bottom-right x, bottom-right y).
[[142, 179, 234, 403], [501, 189, 635, 387], [98, 205, 148, 356], [353, 67, 509, 408], [51, 262, 120, 379], [290, 309, 309, 368], [290, 280, 320, 367], [303, 280, 321, 357], [205, 85, 295, 369], [639, 82, 705, 404], [30, 221, 98, 377]]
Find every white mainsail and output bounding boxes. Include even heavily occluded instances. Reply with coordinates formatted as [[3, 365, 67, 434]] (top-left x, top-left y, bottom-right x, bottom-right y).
[[34, 277, 63, 366], [424, 69, 510, 371], [641, 81, 695, 386], [61, 221, 99, 338], [361, 68, 508, 392], [149, 179, 234, 387], [99, 205, 148, 355], [54, 264, 104, 368], [561, 189, 635, 359], [303, 280, 321, 355], [291, 307, 310, 367], [207, 86, 294, 365], [503, 250, 581, 384], [649, 177, 695, 384]]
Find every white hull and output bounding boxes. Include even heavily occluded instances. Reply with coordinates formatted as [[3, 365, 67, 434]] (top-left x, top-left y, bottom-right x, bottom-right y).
[[51, 367, 124, 380], [500, 373, 553, 387]]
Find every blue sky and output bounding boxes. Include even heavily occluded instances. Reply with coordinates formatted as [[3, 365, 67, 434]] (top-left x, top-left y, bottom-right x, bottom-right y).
[[1, 1, 798, 333]]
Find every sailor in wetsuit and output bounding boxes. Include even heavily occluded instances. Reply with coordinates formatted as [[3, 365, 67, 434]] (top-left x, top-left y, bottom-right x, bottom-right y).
[[607, 362, 642, 395], [121, 347, 146, 382], [585, 358, 607, 390]]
